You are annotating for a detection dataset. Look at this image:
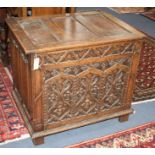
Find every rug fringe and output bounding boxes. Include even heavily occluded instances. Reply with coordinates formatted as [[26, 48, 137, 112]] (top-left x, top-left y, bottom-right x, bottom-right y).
[[133, 98, 155, 105], [4, 67, 13, 83]]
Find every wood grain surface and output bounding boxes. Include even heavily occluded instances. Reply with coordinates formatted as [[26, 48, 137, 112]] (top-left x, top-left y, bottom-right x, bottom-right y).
[[6, 11, 145, 54], [7, 10, 145, 145]]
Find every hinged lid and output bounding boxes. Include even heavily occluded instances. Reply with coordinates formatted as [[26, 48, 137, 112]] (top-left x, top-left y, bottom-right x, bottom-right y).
[[6, 11, 145, 54]]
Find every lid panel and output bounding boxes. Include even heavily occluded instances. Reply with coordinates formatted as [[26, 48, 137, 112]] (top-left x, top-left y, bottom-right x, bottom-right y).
[[74, 13, 130, 37], [49, 16, 96, 42], [18, 19, 58, 45]]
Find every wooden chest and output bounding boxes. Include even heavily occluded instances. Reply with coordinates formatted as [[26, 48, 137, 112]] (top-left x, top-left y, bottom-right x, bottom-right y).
[[6, 11, 145, 145]]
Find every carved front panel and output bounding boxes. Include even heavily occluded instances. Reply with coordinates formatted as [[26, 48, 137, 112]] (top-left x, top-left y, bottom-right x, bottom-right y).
[[44, 67, 128, 125], [41, 41, 140, 127]]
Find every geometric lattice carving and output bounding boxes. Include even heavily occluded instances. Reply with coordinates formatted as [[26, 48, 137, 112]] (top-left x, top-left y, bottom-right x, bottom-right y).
[[44, 58, 131, 81], [44, 42, 136, 64], [133, 37, 155, 101]]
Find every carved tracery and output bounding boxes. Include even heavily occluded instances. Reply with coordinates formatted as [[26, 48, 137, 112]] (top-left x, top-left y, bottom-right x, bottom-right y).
[[42, 42, 137, 125]]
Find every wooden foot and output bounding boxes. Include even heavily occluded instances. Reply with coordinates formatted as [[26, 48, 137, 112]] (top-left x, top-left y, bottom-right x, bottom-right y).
[[119, 114, 129, 122], [32, 137, 44, 145]]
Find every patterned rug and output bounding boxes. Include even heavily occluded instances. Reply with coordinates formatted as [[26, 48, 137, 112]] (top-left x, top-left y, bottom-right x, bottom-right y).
[[0, 62, 28, 143], [142, 11, 155, 21], [141, 8, 155, 21], [68, 121, 155, 148], [133, 36, 155, 101], [110, 7, 145, 14]]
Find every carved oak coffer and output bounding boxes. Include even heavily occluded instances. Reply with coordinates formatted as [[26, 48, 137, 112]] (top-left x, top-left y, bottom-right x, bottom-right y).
[[6, 11, 145, 145]]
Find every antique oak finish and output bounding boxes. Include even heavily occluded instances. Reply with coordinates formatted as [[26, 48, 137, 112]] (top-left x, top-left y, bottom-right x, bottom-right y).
[[2, 7, 75, 65], [6, 11, 145, 145]]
